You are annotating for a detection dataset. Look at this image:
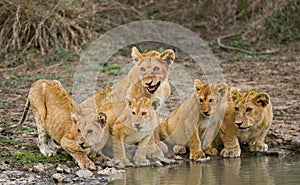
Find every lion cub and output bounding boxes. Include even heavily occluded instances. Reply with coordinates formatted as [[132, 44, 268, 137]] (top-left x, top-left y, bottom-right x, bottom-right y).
[[98, 97, 162, 166], [219, 88, 273, 157], [155, 79, 228, 160], [80, 47, 174, 114], [15, 80, 97, 170]]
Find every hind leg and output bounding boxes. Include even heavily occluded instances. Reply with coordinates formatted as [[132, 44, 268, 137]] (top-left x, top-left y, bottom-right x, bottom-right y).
[[36, 124, 57, 157], [47, 138, 61, 155]]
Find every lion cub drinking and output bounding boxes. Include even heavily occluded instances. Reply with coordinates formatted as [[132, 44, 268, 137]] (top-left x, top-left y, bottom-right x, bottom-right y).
[[219, 88, 273, 157], [16, 80, 97, 170], [155, 79, 228, 160], [98, 97, 162, 166]]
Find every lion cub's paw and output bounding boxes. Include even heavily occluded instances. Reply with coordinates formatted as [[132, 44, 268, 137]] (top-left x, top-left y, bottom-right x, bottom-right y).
[[134, 155, 150, 167], [39, 144, 57, 157], [189, 150, 206, 160], [250, 142, 268, 152], [119, 157, 133, 167], [220, 147, 241, 158], [78, 159, 97, 171], [204, 146, 218, 156], [173, 145, 186, 154]]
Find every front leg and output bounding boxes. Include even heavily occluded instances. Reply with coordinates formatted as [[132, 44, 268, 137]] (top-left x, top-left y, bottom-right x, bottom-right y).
[[188, 130, 206, 160], [147, 134, 164, 159], [204, 145, 218, 156], [112, 130, 132, 166], [134, 135, 151, 166], [249, 129, 269, 152], [219, 131, 241, 158], [61, 135, 96, 170]]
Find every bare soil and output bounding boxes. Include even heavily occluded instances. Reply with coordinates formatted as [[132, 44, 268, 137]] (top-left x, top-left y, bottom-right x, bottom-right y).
[[0, 1, 299, 184]]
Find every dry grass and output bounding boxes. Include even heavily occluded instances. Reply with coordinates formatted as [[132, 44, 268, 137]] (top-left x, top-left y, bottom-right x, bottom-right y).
[[0, 0, 298, 66], [0, 0, 143, 55]]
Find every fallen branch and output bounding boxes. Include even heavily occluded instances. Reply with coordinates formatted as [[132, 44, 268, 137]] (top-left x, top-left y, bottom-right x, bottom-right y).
[[217, 33, 279, 55]]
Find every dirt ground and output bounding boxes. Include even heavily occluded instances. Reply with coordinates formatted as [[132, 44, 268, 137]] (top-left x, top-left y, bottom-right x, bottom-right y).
[[0, 1, 299, 184]]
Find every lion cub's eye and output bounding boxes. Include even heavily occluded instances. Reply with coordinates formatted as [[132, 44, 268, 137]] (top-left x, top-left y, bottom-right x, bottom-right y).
[[77, 129, 81, 133], [141, 112, 147, 116], [140, 67, 146, 72], [132, 112, 136, 115], [199, 98, 204, 103], [209, 99, 214, 103], [234, 107, 239, 112], [246, 107, 252, 113], [153, 66, 160, 72]]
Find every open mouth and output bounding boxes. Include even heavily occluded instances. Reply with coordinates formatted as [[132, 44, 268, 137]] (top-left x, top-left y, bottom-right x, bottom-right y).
[[146, 81, 161, 94], [238, 126, 251, 130]]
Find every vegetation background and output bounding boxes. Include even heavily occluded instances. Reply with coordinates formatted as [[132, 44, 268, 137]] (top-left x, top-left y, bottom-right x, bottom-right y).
[[0, 0, 299, 182]]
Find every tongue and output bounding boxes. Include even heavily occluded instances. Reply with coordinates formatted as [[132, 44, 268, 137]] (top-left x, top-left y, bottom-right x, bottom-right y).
[[147, 85, 157, 93]]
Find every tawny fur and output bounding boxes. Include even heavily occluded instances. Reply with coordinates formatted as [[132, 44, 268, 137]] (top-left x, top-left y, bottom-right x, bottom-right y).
[[155, 79, 228, 160], [97, 97, 163, 166], [14, 80, 97, 170], [80, 47, 174, 115], [219, 88, 273, 157]]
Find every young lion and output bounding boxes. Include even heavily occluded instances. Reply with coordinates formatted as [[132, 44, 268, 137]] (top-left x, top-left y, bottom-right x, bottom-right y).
[[80, 47, 175, 114], [97, 97, 162, 167], [155, 79, 228, 160], [219, 88, 273, 158], [12, 80, 98, 170]]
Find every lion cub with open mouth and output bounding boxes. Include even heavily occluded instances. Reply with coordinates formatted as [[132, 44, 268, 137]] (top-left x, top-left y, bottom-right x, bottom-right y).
[[155, 79, 228, 160], [98, 97, 162, 167]]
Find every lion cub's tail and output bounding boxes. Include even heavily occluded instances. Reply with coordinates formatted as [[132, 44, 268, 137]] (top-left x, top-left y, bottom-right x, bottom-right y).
[[0, 98, 30, 134]]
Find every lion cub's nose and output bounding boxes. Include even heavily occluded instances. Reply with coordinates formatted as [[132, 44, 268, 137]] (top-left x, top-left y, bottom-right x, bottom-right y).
[[145, 80, 153, 86], [203, 111, 210, 116], [235, 121, 243, 126], [134, 123, 141, 130]]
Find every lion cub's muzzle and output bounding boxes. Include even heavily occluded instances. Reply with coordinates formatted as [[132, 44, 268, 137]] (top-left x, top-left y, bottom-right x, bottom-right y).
[[134, 123, 142, 131], [143, 78, 161, 94], [202, 111, 211, 117], [235, 121, 251, 130]]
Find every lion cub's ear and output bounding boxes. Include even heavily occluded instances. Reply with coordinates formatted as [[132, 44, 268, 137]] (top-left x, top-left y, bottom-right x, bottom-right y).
[[126, 97, 136, 109], [131, 47, 142, 62], [215, 83, 228, 97], [151, 98, 160, 111], [230, 88, 240, 102], [253, 92, 270, 107], [71, 112, 81, 125], [194, 79, 203, 92], [159, 49, 175, 65], [95, 112, 107, 128]]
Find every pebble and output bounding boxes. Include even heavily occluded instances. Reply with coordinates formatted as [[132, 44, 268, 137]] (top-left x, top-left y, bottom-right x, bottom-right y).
[[52, 173, 68, 182], [33, 163, 45, 173], [98, 167, 125, 176], [196, 156, 211, 163], [76, 169, 94, 178], [56, 164, 71, 173]]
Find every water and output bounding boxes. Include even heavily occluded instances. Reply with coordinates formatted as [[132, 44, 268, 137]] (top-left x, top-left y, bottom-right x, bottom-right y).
[[108, 155, 300, 185]]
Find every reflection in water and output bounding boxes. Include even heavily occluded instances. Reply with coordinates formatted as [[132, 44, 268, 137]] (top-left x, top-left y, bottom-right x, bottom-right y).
[[109, 155, 300, 185]]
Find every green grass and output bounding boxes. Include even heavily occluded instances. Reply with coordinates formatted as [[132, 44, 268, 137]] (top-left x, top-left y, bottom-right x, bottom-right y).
[[5, 75, 22, 85], [195, 3, 203, 17], [12, 151, 69, 165], [0, 101, 3, 109], [229, 39, 252, 50], [2, 140, 19, 145], [100, 63, 121, 75], [266, 2, 300, 42]]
